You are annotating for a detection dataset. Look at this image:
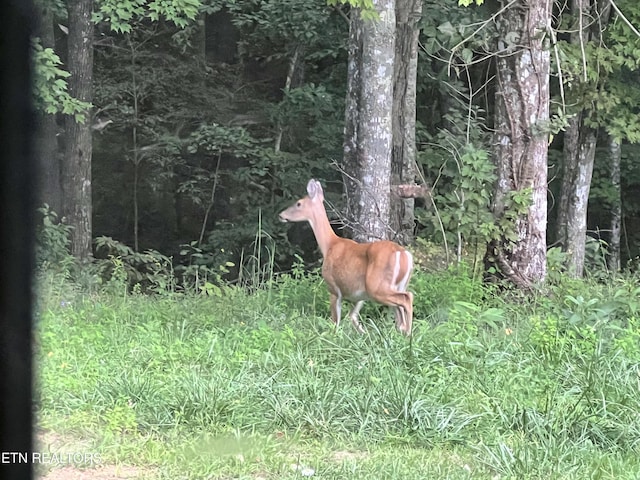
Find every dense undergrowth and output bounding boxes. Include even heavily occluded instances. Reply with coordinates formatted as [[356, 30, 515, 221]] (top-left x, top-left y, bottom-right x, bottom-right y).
[[35, 262, 640, 479]]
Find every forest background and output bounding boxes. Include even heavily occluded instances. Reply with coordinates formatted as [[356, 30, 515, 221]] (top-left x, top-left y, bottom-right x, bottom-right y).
[[33, 0, 640, 287]]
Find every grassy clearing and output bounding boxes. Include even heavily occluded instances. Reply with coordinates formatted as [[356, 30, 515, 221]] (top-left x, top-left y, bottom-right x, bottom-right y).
[[36, 268, 640, 479]]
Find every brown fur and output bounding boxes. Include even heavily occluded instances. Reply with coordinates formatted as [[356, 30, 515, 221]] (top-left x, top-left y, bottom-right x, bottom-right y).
[[279, 179, 414, 335]]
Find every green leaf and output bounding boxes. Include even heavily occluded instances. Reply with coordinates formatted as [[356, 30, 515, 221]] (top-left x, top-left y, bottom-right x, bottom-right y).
[[460, 48, 473, 64], [438, 21, 456, 37]]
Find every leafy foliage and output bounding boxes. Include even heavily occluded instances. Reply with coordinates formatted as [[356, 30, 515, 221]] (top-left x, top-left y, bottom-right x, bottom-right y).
[[35, 205, 74, 272], [94, 236, 175, 293], [555, 1, 640, 143], [223, 0, 343, 55], [429, 145, 495, 251], [31, 38, 91, 121], [419, 0, 494, 75], [414, 0, 509, 265], [92, 0, 200, 32], [325, 0, 377, 20], [88, 0, 348, 272]]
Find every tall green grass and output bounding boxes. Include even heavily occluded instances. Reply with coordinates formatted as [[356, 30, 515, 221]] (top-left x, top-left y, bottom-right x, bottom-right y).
[[36, 268, 640, 479]]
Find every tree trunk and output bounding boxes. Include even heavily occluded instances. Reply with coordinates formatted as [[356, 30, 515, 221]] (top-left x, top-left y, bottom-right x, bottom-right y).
[[557, 112, 596, 276], [127, 36, 140, 252], [275, 44, 304, 154], [555, 0, 610, 277], [62, 0, 94, 261], [343, 0, 396, 243], [607, 134, 621, 271], [390, 0, 421, 245], [196, 11, 206, 67], [35, 4, 62, 214], [485, 0, 551, 287]]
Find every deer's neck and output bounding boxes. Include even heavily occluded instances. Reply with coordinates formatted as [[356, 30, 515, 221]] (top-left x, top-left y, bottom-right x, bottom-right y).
[[309, 205, 339, 258]]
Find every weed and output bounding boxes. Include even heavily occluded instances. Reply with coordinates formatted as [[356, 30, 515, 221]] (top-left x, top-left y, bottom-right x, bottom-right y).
[[36, 267, 640, 478]]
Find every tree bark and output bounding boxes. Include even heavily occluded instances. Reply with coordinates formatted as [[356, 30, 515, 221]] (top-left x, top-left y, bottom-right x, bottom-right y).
[[62, 0, 94, 261], [389, 0, 421, 245], [607, 134, 621, 271], [35, 4, 62, 214], [485, 0, 551, 287], [343, 0, 396, 243], [557, 112, 596, 276], [275, 44, 304, 154], [555, 0, 610, 277]]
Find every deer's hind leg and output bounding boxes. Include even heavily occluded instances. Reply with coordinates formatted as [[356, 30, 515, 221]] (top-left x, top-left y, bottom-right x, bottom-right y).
[[347, 301, 366, 333], [393, 291, 413, 335]]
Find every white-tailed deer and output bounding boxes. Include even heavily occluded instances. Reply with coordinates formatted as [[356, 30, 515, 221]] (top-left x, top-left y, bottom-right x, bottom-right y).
[[279, 179, 414, 335]]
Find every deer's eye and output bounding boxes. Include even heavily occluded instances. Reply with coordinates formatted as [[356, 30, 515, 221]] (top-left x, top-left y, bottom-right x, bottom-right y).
[[297, 201, 302, 207]]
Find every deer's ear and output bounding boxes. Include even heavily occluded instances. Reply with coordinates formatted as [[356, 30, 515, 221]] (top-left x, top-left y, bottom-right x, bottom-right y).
[[307, 179, 324, 201]]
